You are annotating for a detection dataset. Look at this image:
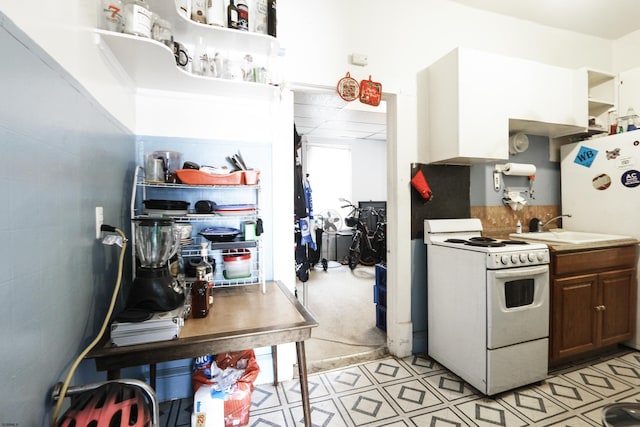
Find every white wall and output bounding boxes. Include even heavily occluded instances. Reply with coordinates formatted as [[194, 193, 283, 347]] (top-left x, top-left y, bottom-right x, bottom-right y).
[[278, 0, 615, 357], [304, 136, 387, 206], [613, 29, 640, 73], [279, 0, 613, 95], [1, 0, 632, 375]]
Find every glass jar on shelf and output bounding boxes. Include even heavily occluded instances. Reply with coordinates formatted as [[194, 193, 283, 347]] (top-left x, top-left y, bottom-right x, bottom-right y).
[[100, 0, 124, 32], [123, 0, 152, 38]]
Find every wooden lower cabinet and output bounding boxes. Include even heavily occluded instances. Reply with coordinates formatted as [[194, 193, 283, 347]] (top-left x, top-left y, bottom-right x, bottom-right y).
[[549, 245, 637, 364]]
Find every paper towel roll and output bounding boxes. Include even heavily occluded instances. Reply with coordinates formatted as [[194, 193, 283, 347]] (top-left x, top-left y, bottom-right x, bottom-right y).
[[502, 163, 536, 176]]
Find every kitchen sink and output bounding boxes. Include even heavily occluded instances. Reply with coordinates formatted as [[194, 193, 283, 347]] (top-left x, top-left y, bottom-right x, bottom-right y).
[[513, 230, 633, 244]]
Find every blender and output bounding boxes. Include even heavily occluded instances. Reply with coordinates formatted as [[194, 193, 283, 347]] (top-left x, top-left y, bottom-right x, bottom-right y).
[[127, 218, 184, 313]]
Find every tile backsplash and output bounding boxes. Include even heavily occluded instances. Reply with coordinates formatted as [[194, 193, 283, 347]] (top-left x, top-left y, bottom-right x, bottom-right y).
[[471, 205, 560, 239]]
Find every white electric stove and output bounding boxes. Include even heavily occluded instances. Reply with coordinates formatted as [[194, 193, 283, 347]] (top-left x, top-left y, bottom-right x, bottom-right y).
[[424, 218, 550, 395]]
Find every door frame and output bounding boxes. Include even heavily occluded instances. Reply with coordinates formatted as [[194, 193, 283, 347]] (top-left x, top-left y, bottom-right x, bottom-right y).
[[290, 83, 414, 358]]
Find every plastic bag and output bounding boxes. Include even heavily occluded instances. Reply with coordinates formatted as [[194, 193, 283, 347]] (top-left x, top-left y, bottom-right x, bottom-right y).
[[192, 350, 260, 427]]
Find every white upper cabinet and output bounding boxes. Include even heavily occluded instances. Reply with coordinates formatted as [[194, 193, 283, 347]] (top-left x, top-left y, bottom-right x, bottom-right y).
[[586, 69, 616, 132], [419, 47, 587, 164]]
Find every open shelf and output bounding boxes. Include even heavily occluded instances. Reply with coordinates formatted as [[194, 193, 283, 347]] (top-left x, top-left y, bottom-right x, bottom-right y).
[[96, 30, 281, 99]]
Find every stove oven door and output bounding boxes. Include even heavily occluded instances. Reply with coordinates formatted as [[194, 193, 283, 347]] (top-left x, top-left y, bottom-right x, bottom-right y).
[[486, 265, 549, 349]]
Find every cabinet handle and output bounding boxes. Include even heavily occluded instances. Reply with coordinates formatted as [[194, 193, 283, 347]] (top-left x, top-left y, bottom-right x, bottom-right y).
[[594, 305, 606, 311]]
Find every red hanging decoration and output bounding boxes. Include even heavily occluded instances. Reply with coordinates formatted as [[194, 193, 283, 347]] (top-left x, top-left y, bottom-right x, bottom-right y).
[[359, 75, 382, 106], [336, 72, 359, 102]]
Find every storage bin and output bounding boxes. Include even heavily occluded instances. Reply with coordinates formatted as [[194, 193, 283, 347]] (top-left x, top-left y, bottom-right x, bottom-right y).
[[223, 250, 251, 279], [376, 305, 387, 331], [375, 264, 387, 288], [374, 284, 387, 307], [175, 169, 243, 185]]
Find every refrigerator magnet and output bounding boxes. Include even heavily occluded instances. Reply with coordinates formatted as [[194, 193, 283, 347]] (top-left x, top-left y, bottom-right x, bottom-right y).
[[621, 170, 640, 188], [574, 146, 598, 167], [592, 173, 611, 190]]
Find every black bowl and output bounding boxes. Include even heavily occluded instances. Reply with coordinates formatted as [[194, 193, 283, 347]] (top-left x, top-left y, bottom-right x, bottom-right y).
[[199, 227, 240, 242]]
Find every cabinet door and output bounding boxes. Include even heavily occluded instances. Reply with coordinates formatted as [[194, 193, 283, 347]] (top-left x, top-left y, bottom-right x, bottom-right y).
[[551, 273, 598, 361], [599, 268, 636, 346]]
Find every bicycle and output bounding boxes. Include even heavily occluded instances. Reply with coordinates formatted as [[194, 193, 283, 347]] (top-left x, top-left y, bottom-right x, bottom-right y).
[[340, 198, 386, 270]]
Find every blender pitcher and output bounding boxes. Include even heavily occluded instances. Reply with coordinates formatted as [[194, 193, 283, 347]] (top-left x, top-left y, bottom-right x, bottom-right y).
[[128, 218, 183, 312], [134, 218, 180, 268]]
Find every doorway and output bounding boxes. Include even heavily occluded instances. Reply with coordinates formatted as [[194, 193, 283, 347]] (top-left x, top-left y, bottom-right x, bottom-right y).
[[293, 86, 389, 372]]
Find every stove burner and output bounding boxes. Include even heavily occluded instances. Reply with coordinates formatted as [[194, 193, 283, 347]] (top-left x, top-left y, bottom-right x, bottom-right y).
[[468, 237, 497, 243], [445, 238, 468, 244], [465, 241, 506, 247], [502, 240, 529, 245]]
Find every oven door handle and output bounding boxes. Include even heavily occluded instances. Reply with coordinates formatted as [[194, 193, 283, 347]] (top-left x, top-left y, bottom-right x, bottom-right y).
[[493, 265, 548, 279]]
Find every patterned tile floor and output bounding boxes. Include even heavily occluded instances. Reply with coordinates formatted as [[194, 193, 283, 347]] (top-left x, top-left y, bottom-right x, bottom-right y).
[[160, 348, 640, 426]]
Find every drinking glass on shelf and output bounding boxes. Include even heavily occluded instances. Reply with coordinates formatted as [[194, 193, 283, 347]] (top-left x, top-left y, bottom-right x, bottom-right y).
[[193, 37, 209, 76]]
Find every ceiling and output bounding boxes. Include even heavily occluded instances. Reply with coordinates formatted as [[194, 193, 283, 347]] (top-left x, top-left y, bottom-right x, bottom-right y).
[[294, 1, 640, 142], [294, 90, 387, 141], [451, 0, 640, 40]]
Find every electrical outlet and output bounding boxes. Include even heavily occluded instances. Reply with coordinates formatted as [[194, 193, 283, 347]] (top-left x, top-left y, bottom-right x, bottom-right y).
[[95, 206, 104, 239]]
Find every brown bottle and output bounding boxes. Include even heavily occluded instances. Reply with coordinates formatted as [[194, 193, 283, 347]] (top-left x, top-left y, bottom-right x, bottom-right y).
[[227, 0, 238, 29], [191, 266, 209, 318], [267, 0, 276, 37]]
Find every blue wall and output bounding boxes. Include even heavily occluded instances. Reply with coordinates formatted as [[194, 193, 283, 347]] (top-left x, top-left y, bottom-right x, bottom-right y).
[[470, 134, 561, 207], [0, 17, 134, 425]]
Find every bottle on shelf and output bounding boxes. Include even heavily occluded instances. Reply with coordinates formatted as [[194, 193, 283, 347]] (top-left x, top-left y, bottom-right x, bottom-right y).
[[267, 0, 276, 37], [227, 0, 238, 29], [199, 242, 214, 289], [608, 109, 618, 135], [237, 0, 249, 31], [206, 0, 224, 26], [626, 107, 638, 132], [254, 0, 267, 34], [190, 266, 209, 318]]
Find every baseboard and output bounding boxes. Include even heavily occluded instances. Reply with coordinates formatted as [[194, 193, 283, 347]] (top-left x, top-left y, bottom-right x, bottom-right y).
[[295, 346, 389, 376]]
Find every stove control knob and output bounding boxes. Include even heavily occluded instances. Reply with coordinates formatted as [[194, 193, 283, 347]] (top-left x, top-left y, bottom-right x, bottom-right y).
[[537, 252, 545, 262], [501, 255, 510, 265], [528, 253, 536, 262], [520, 254, 528, 263], [511, 254, 519, 264]]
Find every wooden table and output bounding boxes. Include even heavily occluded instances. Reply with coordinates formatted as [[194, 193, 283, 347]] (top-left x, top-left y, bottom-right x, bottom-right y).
[[87, 280, 318, 426]]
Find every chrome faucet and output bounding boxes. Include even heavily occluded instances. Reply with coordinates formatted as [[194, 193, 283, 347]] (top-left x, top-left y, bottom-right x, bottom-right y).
[[539, 214, 572, 231]]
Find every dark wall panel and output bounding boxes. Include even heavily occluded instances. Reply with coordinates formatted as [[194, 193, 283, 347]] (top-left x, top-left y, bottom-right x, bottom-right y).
[[410, 163, 471, 239]]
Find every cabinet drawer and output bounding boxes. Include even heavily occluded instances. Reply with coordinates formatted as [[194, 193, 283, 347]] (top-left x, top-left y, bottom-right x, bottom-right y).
[[553, 246, 637, 276]]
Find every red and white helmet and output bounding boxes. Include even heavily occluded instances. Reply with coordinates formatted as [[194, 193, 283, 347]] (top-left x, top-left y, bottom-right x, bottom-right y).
[[56, 382, 152, 427]]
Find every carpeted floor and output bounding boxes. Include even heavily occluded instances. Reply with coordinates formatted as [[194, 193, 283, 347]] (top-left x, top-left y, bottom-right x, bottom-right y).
[[295, 263, 388, 373]]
